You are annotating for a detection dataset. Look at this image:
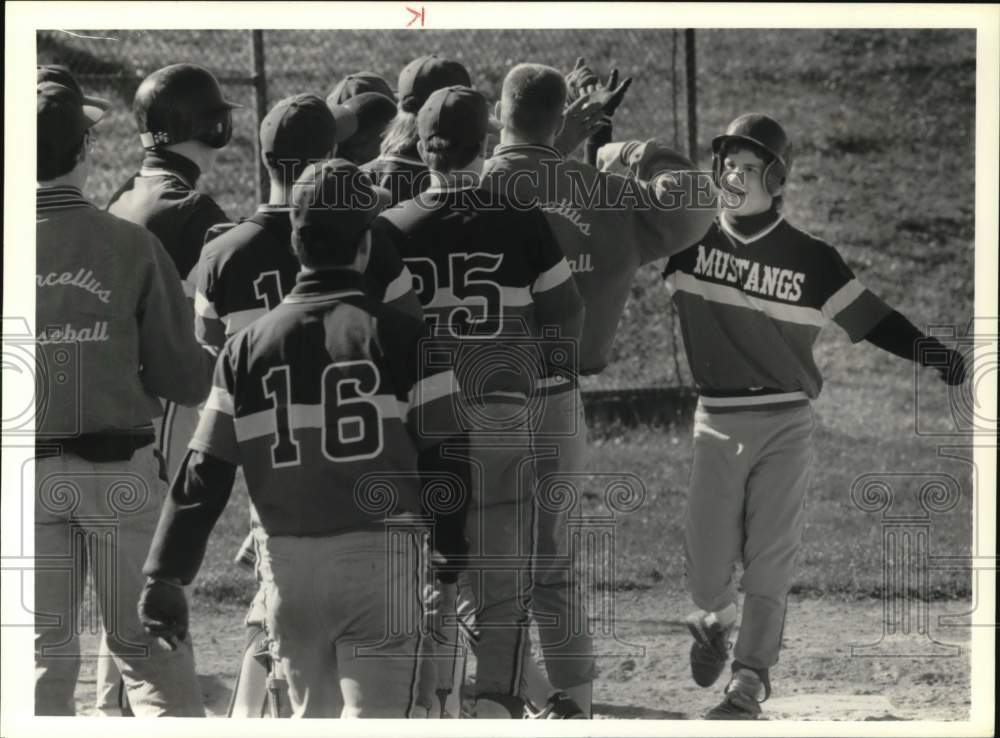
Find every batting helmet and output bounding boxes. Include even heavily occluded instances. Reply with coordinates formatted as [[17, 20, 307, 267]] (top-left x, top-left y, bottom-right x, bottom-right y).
[[133, 63, 241, 150], [712, 113, 792, 196]]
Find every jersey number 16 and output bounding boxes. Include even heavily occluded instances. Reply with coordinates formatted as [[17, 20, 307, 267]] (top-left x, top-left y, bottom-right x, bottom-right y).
[[261, 360, 384, 467]]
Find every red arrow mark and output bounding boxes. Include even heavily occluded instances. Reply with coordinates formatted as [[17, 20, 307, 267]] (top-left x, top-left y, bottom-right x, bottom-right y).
[[406, 5, 425, 27]]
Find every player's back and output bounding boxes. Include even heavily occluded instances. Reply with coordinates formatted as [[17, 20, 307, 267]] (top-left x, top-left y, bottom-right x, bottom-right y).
[[197, 207, 421, 351], [374, 184, 565, 401], [220, 270, 425, 537], [108, 150, 229, 284], [362, 154, 430, 207]]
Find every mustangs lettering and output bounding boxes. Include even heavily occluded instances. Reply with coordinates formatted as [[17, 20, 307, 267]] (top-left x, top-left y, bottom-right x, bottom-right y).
[[693, 244, 806, 303]]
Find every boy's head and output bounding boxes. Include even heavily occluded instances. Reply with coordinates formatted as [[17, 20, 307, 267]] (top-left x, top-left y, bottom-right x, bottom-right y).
[[381, 55, 471, 158], [290, 158, 379, 270], [712, 113, 792, 215], [337, 92, 397, 165], [417, 85, 489, 175], [261, 93, 357, 189], [37, 67, 109, 183], [498, 63, 567, 143], [133, 63, 240, 152]]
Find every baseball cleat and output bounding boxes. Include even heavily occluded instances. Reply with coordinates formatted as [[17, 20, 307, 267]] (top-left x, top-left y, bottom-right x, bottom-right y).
[[704, 668, 764, 720], [524, 691, 587, 719], [685, 610, 733, 687], [472, 692, 529, 719]]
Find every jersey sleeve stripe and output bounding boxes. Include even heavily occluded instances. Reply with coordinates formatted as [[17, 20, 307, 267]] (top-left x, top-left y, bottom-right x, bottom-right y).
[[225, 307, 269, 335], [532, 258, 573, 293], [666, 271, 826, 328], [820, 278, 866, 321], [188, 409, 240, 465], [425, 285, 533, 309], [205, 385, 235, 416], [233, 397, 404, 442], [194, 290, 218, 318], [408, 369, 459, 408], [383, 267, 415, 303]]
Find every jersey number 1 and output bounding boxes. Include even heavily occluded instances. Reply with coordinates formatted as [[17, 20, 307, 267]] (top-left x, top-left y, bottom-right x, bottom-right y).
[[261, 361, 384, 467]]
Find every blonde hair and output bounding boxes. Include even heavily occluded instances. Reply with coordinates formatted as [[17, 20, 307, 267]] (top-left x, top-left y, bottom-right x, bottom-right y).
[[379, 111, 420, 158]]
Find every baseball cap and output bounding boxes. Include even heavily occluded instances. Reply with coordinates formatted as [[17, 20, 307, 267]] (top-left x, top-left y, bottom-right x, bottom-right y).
[[290, 158, 381, 249], [37, 65, 111, 123], [417, 85, 489, 150], [260, 93, 357, 167], [38, 76, 109, 171], [327, 71, 395, 106], [341, 92, 397, 140], [398, 55, 471, 113]]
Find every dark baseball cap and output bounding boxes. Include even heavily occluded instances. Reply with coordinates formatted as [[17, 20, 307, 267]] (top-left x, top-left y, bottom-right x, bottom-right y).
[[290, 158, 381, 249], [327, 71, 395, 106], [37, 65, 111, 123], [398, 55, 471, 113], [341, 92, 397, 139], [417, 85, 489, 149], [260, 93, 357, 166], [38, 76, 109, 170]]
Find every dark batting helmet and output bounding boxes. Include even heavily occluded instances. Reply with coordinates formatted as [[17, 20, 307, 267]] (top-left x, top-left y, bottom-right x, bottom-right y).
[[712, 113, 792, 196], [133, 63, 241, 150]]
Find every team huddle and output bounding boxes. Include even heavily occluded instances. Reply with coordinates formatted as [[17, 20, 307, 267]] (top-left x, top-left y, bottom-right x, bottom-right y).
[[35, 51, 966, 721]]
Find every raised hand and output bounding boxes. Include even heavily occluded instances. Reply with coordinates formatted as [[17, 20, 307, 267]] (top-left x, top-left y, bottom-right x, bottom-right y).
[[566, 57, 633, 116]]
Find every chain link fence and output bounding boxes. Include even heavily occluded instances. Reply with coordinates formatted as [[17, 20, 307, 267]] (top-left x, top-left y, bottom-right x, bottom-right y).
[[38, 28, 698, 399]]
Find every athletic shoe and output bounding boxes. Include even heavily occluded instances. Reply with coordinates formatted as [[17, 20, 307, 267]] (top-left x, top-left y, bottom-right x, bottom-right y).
[[685, 610, 732, 687], [473, 692, 529, 719], [524, 691, 587, 719], [704, 668, 764, 720]]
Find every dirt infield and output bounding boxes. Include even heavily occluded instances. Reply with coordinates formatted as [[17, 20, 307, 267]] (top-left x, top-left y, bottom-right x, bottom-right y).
[[72, 587, 971, 721]]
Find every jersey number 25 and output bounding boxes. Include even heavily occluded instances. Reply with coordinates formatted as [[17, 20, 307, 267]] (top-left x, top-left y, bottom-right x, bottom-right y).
[[261, 360, 384, 467]]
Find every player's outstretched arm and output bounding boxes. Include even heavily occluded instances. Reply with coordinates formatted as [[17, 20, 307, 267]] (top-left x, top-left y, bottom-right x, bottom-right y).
[[606, 140, 716, 265], [864, 310, 968, 385], [138, 449, 237, 645]]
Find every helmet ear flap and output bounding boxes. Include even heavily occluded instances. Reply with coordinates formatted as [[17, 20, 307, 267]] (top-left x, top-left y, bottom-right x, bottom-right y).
[[763, 142, 792, 196], [762, 160, 784, 197]]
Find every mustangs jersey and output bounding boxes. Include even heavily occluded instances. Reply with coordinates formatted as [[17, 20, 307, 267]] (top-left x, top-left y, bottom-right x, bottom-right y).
[[107, 150, 229, 292], [188, 270, 459, 537], [373, 183, 582, 401], [362, 154, 430, 207], [663, 214, 893, 409], [194, 205, 420, 351], [482, 143, 714, 375]]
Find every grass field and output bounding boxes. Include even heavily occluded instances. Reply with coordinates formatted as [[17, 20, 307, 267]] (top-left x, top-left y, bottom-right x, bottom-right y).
[[40, 28, 976, 600], [39, 25, 975, 598], [74, 30, 975, 600]]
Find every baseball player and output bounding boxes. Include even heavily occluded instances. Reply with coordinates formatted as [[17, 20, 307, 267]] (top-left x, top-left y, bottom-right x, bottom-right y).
[[325, 70, 398, 167], [375, 85, 585, 719], [35, 67, 211, 716], [363, 55, 472, 205], [138, 158, 470, 718], [605, 113, 967, 719], [193, 92, 421, 718], [107, 63, 238, 481], [480, 61, 716, 718]]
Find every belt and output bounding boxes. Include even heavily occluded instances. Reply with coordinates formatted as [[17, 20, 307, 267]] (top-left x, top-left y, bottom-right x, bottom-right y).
[[698, 389, 810, 413], [43, 431, 156, 463]]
